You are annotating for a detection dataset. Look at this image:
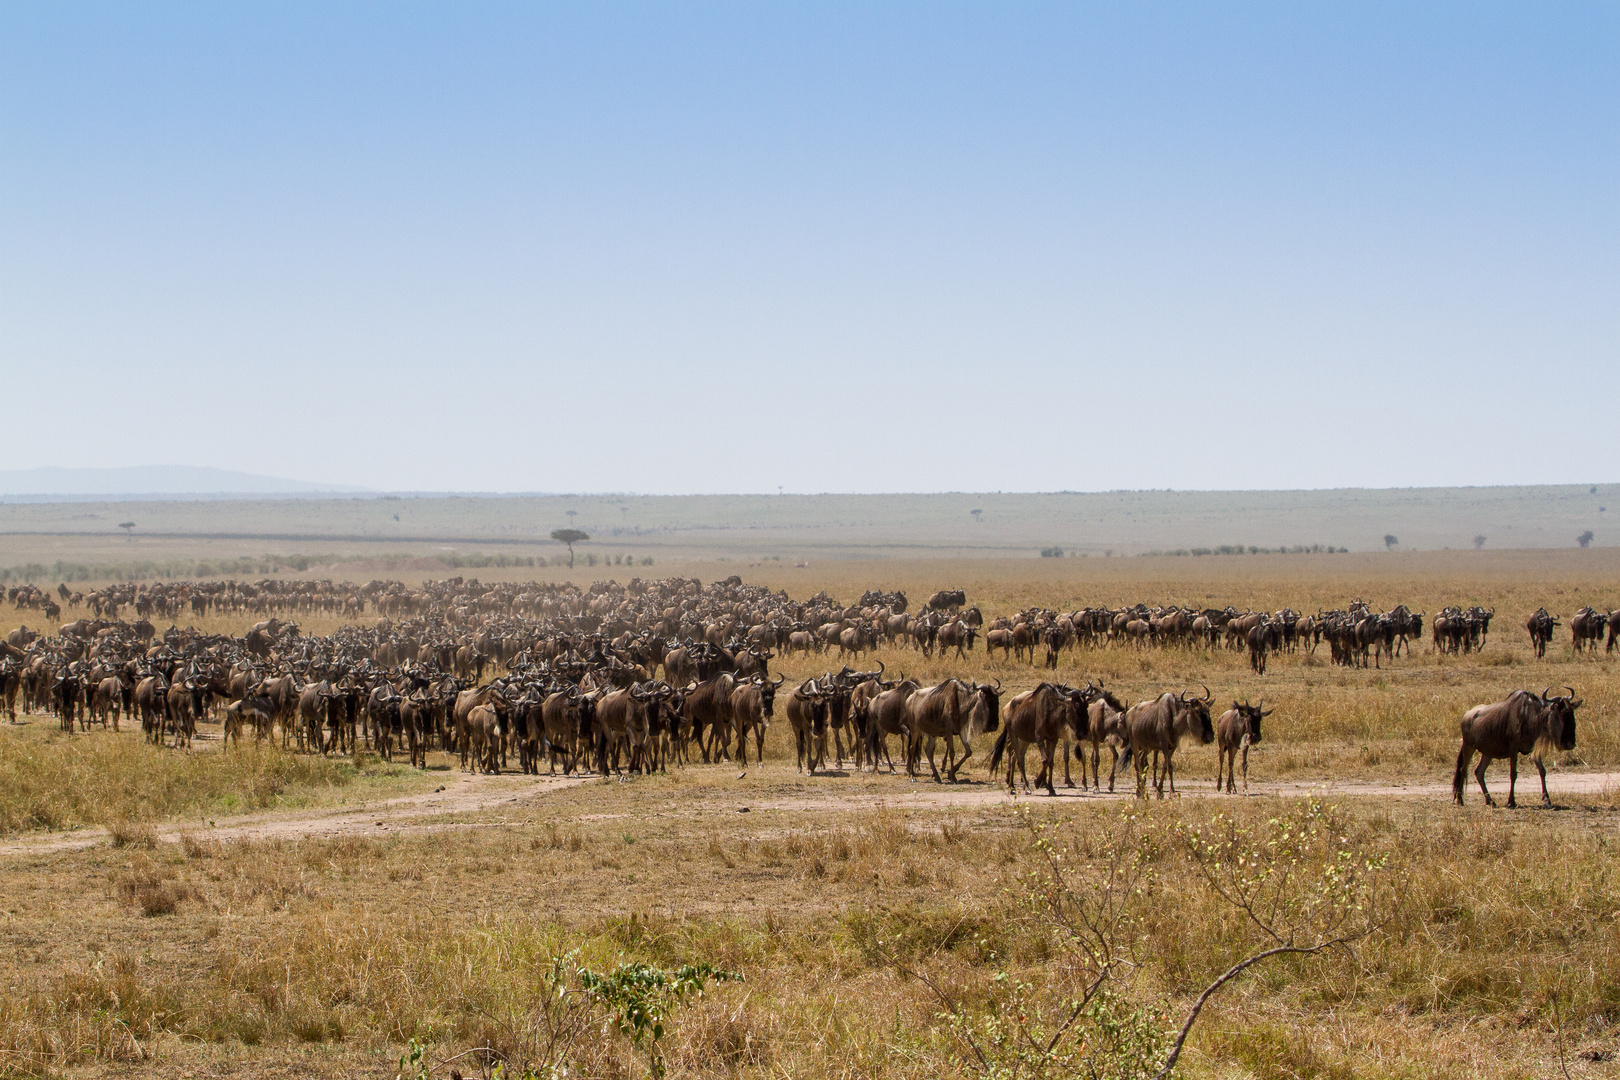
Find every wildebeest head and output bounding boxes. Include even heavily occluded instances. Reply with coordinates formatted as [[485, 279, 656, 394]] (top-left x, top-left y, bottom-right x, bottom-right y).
[[1542, 686, 1582, 752], [1180, 685, 1215, 744], [575, 694, 597, 739], [760, 672, 785, 716], [1235, 698, 1273, 744], [972, 678, 1001, 732]]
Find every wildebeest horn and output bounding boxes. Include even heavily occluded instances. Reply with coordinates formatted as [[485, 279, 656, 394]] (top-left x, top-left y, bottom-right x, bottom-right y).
[[1200, 684, 1211, 702], [772, 672, 785, 686], [874, 660, 885, 677], [1565, 685, 1576, 700], [1543, 686, 1555, 701]]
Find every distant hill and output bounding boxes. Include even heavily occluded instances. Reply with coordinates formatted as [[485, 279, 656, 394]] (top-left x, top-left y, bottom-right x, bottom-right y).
[[0, 466, 369, 499]]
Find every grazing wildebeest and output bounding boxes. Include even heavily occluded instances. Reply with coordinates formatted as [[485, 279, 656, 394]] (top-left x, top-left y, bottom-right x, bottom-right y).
[[927, 589, 967, 612], [1214, 699, 1271, 793], [223, 695, 276, 748], [989, 682, 1085, 796], [1526, 607, 1559, 659], [1123, 687, 1214, 799], [1453, 687, 1580, 807]]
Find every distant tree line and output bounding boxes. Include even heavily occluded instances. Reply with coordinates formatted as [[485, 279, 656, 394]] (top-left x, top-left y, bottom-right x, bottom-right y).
[[1138, 544, 1350, 558]]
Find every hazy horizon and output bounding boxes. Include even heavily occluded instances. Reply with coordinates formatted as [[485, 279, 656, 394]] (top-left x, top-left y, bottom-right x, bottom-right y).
[[3, 466, 1619, 501]]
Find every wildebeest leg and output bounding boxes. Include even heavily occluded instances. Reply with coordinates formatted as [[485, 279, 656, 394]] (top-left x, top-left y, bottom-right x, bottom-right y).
[[1474, 753, 1496, 806], [1164, 750, 1177, 798], [1041, 740, 1056, 797], [1133, 747, 1148, 799], [1535, 755, 1550, 805], [1240, 737, 1251, 792], [1215, 746, 1227, 793], [1506, 753, 1518, 809]]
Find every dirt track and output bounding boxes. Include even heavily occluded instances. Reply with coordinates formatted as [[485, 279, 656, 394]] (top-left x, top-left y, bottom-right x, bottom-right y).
[[4, 762, 1614, 860]]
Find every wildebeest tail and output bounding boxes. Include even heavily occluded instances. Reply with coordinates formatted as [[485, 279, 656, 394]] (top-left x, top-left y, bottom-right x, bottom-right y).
[[1452, 741, 1469, 803], [1119, 744, 1133, 769], [987, 726, 1009, 772]]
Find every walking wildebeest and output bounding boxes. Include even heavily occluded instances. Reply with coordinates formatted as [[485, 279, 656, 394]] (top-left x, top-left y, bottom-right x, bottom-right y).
[[989, 682, 1085, 796], [1453, 687, 1580, 807], [1214, 699, 1271, 793], [1123, 687, 1214, 799], [1077, 684, 1130, 792], [1526, 607, 1559, 659]]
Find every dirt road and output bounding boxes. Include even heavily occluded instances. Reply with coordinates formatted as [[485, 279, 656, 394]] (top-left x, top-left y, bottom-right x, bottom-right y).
[[3, 762, 1613, 860]]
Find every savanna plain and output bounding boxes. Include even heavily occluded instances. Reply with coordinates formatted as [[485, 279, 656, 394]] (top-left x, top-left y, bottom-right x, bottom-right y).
[[3, 550, 1620, 1079]]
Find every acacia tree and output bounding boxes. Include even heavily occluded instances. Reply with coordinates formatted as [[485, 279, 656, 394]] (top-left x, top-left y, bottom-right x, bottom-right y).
[[1578, 530, 1595, 548], [1383, 534, 1399, 550], [551, 528, 589, 568]]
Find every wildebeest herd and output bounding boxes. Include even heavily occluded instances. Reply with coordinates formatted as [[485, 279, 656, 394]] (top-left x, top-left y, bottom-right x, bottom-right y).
[[0, 576, 1599, 804]]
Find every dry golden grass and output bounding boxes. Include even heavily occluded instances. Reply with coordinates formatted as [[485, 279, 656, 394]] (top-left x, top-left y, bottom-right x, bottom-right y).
[[0, 723, 433, 834], [1, 790, 1618, 1078]]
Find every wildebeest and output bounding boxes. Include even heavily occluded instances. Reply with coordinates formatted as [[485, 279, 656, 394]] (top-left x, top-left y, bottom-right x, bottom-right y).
[[1123, 687, 1214, 799], [1571, 607, 1607, 653], [1076, 684, 1130, 792], [906, 678, 999, 783], [223, 694, 276, 748], [989, 682, 1085, 796], [785, 678, 828, 774], [865, 678, 920, 773], [465, 701, 505, 774], [927, 589, 967, 612], [729, 673, 783, 765], [1214, 699, 1270, 793], [1453, 687, 1580, 807], [1525, 607, 1559, 659], [935, 620, 978, 659], [1246, 620, 1280, 675]]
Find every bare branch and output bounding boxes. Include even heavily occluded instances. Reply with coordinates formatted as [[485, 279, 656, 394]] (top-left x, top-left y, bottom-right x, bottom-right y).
[[1154, 937, 1358, 1079]]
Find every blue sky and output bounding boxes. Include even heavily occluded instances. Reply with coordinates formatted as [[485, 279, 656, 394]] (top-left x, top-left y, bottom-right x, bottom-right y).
[[2, 3, 1614, 493]]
